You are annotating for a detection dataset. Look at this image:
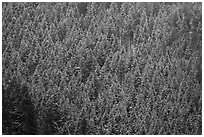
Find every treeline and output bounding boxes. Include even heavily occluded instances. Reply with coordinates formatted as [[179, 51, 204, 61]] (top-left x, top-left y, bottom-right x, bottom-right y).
[[2, 2, 202, 134]]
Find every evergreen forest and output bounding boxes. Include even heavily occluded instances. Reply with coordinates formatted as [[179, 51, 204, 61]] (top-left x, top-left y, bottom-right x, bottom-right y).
[[2, 2, 202, 135]]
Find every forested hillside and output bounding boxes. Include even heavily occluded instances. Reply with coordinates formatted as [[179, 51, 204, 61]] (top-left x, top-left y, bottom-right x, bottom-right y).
[[2, 2, 202, 135]]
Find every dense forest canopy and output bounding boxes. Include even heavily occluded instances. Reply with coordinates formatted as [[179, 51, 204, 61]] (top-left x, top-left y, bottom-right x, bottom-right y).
[[2, 2, 202, 135]]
